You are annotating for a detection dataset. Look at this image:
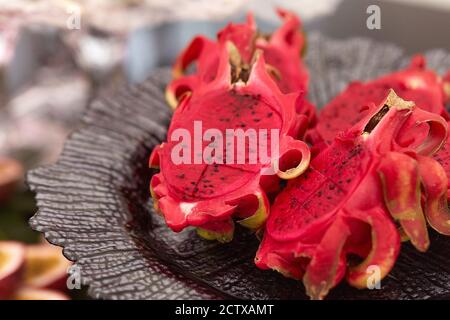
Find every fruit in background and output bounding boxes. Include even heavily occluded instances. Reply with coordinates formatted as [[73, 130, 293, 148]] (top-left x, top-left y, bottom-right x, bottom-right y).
[[310, 56, 450, 145], [23, 243, 71, 291], [13, 287, 69, 300], [166, 8, 311, 117], [150, 44, 311, 242], [256, 91, 450, 299], [0, 241, 25, 299], [0, 158, 23, 203]]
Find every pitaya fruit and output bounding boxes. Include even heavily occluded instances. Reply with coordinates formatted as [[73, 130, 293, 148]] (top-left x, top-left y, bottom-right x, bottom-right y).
[[434, 129, 450, 189], [256, 90, 450, 299], [311, 55, 450, 145], [150, 43, 311, 242], [165, 9, 310, 111]]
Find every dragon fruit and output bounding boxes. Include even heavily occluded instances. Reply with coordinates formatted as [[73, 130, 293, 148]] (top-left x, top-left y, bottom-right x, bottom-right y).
[[310, 56, 450, 145], [150, 43, 311, 242], [434, 129, 450, 189], [255, 90, 450, 299], [165, 9, 310, 113]]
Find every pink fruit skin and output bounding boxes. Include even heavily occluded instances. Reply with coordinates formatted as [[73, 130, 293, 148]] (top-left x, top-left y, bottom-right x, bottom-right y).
[[310, 55, 450, 146], [0, 265, 23, 299], [150, 43, 311, 241], [0, 242, 25, 299], [256, 90, 450, 299], [254, 8, 309, 95], [45, 276, 68, 292], [434, 129, 450, 192], [166, 8, 312, 121]]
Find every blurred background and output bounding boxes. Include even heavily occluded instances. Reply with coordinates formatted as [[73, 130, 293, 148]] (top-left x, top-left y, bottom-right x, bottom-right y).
[[1, 0, 449, 299]]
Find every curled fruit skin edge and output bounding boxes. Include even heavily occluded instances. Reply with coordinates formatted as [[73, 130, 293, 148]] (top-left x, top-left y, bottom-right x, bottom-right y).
[[150, 41, 311, 242], [256, 90, 450, 299]]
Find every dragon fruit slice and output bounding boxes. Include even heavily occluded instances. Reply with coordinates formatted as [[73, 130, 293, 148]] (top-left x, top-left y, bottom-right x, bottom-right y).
[[166, 8, 309, 111], [311, 55, 450, 145], [150, 44, 311, 242], [256, 90, 449, 299]]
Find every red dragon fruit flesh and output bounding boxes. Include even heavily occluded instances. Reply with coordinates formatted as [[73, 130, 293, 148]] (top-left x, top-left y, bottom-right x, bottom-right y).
[[256, 90, 450, 299], [149, 43, 311, 242], [311, 55, 450, 146]]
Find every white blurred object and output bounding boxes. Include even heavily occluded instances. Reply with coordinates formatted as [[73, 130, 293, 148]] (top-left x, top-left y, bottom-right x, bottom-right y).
[[8, 70, 89, 123], [78, 36, 120, 71], [0, 0, 249, 32], [0, 117, 68, 166], [0, 69, 89, 165], [247, 0, 342, 22]]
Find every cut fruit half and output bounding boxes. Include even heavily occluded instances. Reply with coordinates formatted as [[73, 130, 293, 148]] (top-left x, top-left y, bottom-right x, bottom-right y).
[[13, 287, 69, 300], [0, 241, 25, 299], [24, 244, 71, 291]]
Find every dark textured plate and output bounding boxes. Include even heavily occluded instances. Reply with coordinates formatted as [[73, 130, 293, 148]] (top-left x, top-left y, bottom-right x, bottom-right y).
[[28, 33, 450, 300]]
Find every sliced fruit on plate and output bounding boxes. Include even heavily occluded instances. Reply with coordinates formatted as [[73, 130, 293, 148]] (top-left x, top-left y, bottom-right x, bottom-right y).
[[0, 241, 25, 299], [150, 44, 311, 241], [13, 287, 69, 300], [0, 157, 23, 203], [309, 55, 450, 146], [23, 244, 71, 291], [256, 90, 449, 299]]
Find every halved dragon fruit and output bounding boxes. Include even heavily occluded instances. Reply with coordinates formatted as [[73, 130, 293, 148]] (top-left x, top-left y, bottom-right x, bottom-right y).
[[309, 52, 450, 235], [166, 9, 309, 112], [256, 90, 450, 299], [150, 44, 311, 242], [0, 241, 25, 299], [310, 56, 450, 145]]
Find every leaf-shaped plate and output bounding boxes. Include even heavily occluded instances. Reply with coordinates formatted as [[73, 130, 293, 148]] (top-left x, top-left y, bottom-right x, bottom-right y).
[[28, 33, 450, 300]]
